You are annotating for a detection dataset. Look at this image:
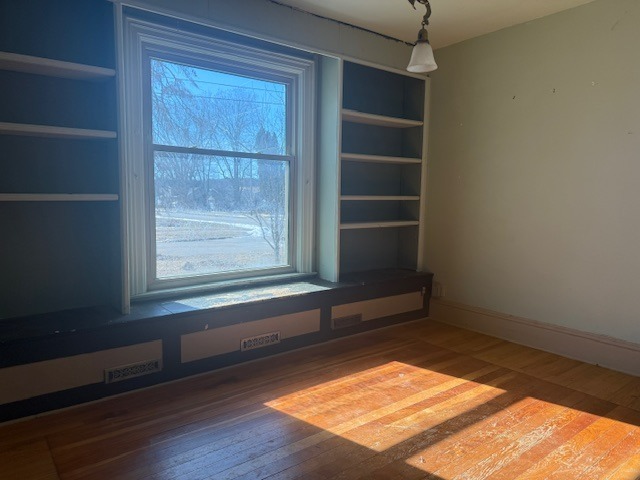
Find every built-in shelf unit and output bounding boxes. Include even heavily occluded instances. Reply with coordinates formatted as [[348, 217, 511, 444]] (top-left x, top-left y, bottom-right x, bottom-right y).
[[318, 59, 428, 282], [0, 1, 429, 321], [0, 0, 120, 319]]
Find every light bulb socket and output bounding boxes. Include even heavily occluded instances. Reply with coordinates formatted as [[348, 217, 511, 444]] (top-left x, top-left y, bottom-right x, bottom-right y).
[[416, 27, 429, 44]]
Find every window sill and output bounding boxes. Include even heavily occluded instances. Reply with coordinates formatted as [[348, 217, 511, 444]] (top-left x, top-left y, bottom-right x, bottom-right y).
[[133, 272, 318, 303]]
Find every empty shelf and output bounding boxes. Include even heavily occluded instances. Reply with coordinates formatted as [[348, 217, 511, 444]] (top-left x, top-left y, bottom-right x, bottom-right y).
[[340, 220, 420, 230], [0, 122, 116, 139], [342, 109, 423, 128], [340, 195, 420, 201], [341, 153, 422, 164], [0, 194, 119, 202], [0, 51, 115, 80]]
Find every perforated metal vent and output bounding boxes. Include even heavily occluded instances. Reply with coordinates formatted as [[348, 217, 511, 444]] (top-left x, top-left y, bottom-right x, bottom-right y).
[[241, 332, 281, 351], [104, 359, 162, 384]]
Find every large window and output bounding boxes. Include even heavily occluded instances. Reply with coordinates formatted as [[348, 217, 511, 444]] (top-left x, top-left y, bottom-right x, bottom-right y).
[[150, 59, 291, 279], [122, 15, 315, 297]]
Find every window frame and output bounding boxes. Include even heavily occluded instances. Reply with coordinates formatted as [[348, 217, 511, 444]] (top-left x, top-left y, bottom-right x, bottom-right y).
[[144, 55, 296, 288], [121, 15, 316, 299]]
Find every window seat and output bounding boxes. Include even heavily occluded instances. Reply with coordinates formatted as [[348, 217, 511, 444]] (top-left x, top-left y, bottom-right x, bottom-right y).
[[0, 269, 429, 348], [0, 269, 432, 422]]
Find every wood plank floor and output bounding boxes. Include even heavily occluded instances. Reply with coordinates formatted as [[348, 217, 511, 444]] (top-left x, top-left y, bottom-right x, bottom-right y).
[[1, 319, 640, 479]]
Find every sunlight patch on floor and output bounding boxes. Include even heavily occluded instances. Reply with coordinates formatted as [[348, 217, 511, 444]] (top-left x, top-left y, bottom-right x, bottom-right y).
[[266, 361, 508, 451]]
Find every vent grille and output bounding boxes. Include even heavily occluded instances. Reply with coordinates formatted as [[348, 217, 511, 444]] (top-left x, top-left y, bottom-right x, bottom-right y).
[[241, 332, 281, 351], [332, 314, 363, 330], [104, 359, 162, 384]]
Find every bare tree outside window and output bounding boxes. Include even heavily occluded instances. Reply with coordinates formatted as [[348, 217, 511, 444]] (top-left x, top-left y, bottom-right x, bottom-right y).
[[150, 59, 290, 279]]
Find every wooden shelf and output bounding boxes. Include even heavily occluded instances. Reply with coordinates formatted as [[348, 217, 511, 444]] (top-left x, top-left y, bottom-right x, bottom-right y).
[[0, 194, 118, 202], [340, 220, 420, 230], [342, 109, 423, 129], [341, 153, 422, 165], [0, 122, 116, 140], [340, 195, 420, 201], [0, 51, 115, 80]]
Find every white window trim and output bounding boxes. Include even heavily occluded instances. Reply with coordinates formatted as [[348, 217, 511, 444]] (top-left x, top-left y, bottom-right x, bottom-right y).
[[121, 14, 316, 299]]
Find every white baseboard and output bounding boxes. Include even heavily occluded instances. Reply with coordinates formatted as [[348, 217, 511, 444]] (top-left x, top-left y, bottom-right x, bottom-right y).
[[429, 298, 640, 377]]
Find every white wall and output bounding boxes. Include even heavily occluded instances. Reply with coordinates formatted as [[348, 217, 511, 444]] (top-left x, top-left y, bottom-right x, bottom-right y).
[[426, 0, 640, 343]]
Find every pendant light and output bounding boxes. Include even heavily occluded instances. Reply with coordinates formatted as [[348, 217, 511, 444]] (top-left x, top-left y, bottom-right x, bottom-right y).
[[407, 0, 437, 73]]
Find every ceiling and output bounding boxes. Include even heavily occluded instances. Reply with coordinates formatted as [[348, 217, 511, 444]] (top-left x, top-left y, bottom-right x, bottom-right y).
[[272, 0, 598, 49]]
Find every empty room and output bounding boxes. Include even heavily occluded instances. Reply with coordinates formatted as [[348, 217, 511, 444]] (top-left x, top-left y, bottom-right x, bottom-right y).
[[1, 0, 639, 478]]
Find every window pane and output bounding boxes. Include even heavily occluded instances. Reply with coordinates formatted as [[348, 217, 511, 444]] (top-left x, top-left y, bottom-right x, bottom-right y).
[[150, 59, 287, 154], [154, 152, 289, 279]]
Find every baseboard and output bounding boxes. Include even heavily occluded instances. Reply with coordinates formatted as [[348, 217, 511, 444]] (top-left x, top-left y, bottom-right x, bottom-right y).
[[429, 298, 640, 377]]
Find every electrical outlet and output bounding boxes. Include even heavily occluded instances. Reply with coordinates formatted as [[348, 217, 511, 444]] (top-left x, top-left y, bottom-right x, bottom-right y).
[[433, 281, 446, 298]]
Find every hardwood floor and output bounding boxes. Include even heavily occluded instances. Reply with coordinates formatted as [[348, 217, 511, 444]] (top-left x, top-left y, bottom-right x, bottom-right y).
[[2, 319, 640, 479]]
